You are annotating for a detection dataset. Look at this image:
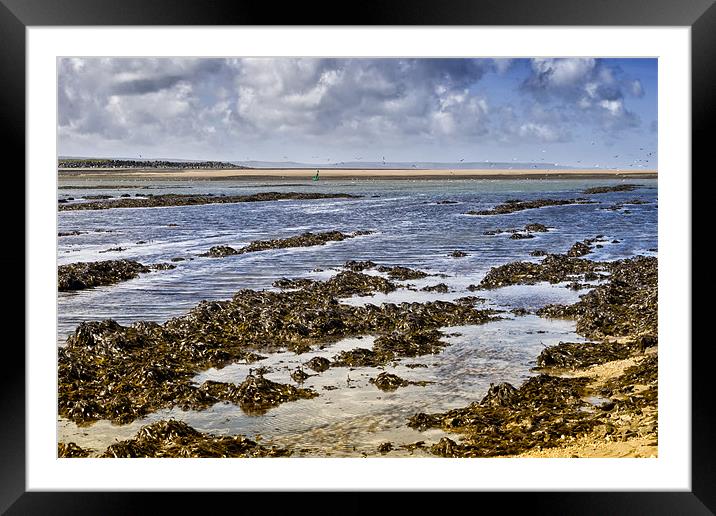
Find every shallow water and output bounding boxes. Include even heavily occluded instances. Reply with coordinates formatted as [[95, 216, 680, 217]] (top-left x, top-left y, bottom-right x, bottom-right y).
[[57, 177, 657, 456]]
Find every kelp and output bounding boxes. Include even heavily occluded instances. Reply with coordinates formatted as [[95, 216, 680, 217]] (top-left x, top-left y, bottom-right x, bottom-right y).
[[99, 419, 290, 458], [59, 270, 498, 425], [201, 230, 373, 258], [466, 198, 595, 216], [59, 260, 150, 291], [408, 375, 597, 457], [59, 192, 360, 211]]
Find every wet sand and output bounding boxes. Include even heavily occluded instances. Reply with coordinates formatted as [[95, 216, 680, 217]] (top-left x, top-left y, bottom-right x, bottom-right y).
[[58, 167, 658, 181]]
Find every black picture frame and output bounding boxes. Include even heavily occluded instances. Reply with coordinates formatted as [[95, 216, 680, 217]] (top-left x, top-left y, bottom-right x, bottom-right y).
[[3, 0, 709, 513]]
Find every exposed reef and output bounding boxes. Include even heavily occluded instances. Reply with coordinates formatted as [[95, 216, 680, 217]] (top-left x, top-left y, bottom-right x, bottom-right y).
[[466, 198, 595, 216], [58, 442, 92, 458], [59, 260, 149, 291], [370, 372, 432, 392], [98, 420, 290, 458], [409, 375, 597, 457], [477, 253, 609, 289], [58, 259, 175, 291], [484, 223, 549, 236], [59, 269, 499, 425], [201, 230, 373, 257], [537, 256, 657, 339], [582, 185, 641, 194], [407, 253, 657, 457], [58, 192, 360, 211]]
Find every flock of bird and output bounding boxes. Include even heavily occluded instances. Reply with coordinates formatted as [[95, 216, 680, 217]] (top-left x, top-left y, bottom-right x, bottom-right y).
[[235, 147, 656, 169]]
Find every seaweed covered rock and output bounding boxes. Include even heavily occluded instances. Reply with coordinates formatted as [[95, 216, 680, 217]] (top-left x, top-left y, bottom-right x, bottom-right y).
[[201, 246, 239, 257], [466, 198, 595, 216], [58, 260, 150, 291], [370, 371, 431, 391], [59, 320, 266, 424], [344, 260, 377, 272], [421, 283, 449, 293], [449, 250, 468, 258], [373, 329, 447, 358], [370, 372, 411, 391], [231, 373, 317, 413], [537, 256, 657, 339], [567, 242, 592, 257], [582, 184, 640, 194], [203, 231, 373, 258], [478, 254, 607, 289], [99, 420, 290, 458], [59, 192, 360, 211], [455, 296, 486, 305], [408, 375, 596, 457], [602, 354, 658, 402], [321, 271, 396, 296], [304, 356, 331, 372], [59, 270, 499, 424], [290, 368, 312, 383], [273, 278, 316, 290], [603, 199, 650, 212], [332, 329, 451, 368], [331, 348, 388, 368], [524, 223, 549, 233], [150, 263, 176, 271], [238, 230, 372, 254], [377, 442, 394, 453], [480, 382, 519, 407], [376, 265, 430, 280], [535, 341, 644, 369], [484, 223, 548, 236], [58, 442, 92, 458]]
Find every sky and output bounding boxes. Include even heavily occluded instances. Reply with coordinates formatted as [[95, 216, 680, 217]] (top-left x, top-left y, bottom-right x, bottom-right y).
[[58, 57, 657, 168]]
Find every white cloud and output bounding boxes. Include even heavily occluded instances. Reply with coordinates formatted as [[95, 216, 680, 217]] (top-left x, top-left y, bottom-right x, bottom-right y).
[[493, 58, 514, 75], [522, 58, 643, 133], [600, 99, 624, 116], [57, 57, 652, 159], [530, 58, 596, 87], [518, 123, 561, 142]]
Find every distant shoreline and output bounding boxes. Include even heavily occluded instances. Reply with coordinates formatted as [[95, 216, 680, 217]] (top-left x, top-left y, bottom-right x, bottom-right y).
[[58, 168, 658, 181]]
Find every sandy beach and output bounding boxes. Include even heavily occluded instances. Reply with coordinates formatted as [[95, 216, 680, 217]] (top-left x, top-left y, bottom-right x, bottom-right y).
[[58, 168, 658, 181]]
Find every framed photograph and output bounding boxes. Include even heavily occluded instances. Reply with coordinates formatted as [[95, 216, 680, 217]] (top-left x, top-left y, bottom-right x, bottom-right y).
[[5, 0, 710, 512]]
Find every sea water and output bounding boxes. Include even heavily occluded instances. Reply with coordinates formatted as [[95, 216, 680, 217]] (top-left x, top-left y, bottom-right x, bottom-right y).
[[56, 177, 657, 455]]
